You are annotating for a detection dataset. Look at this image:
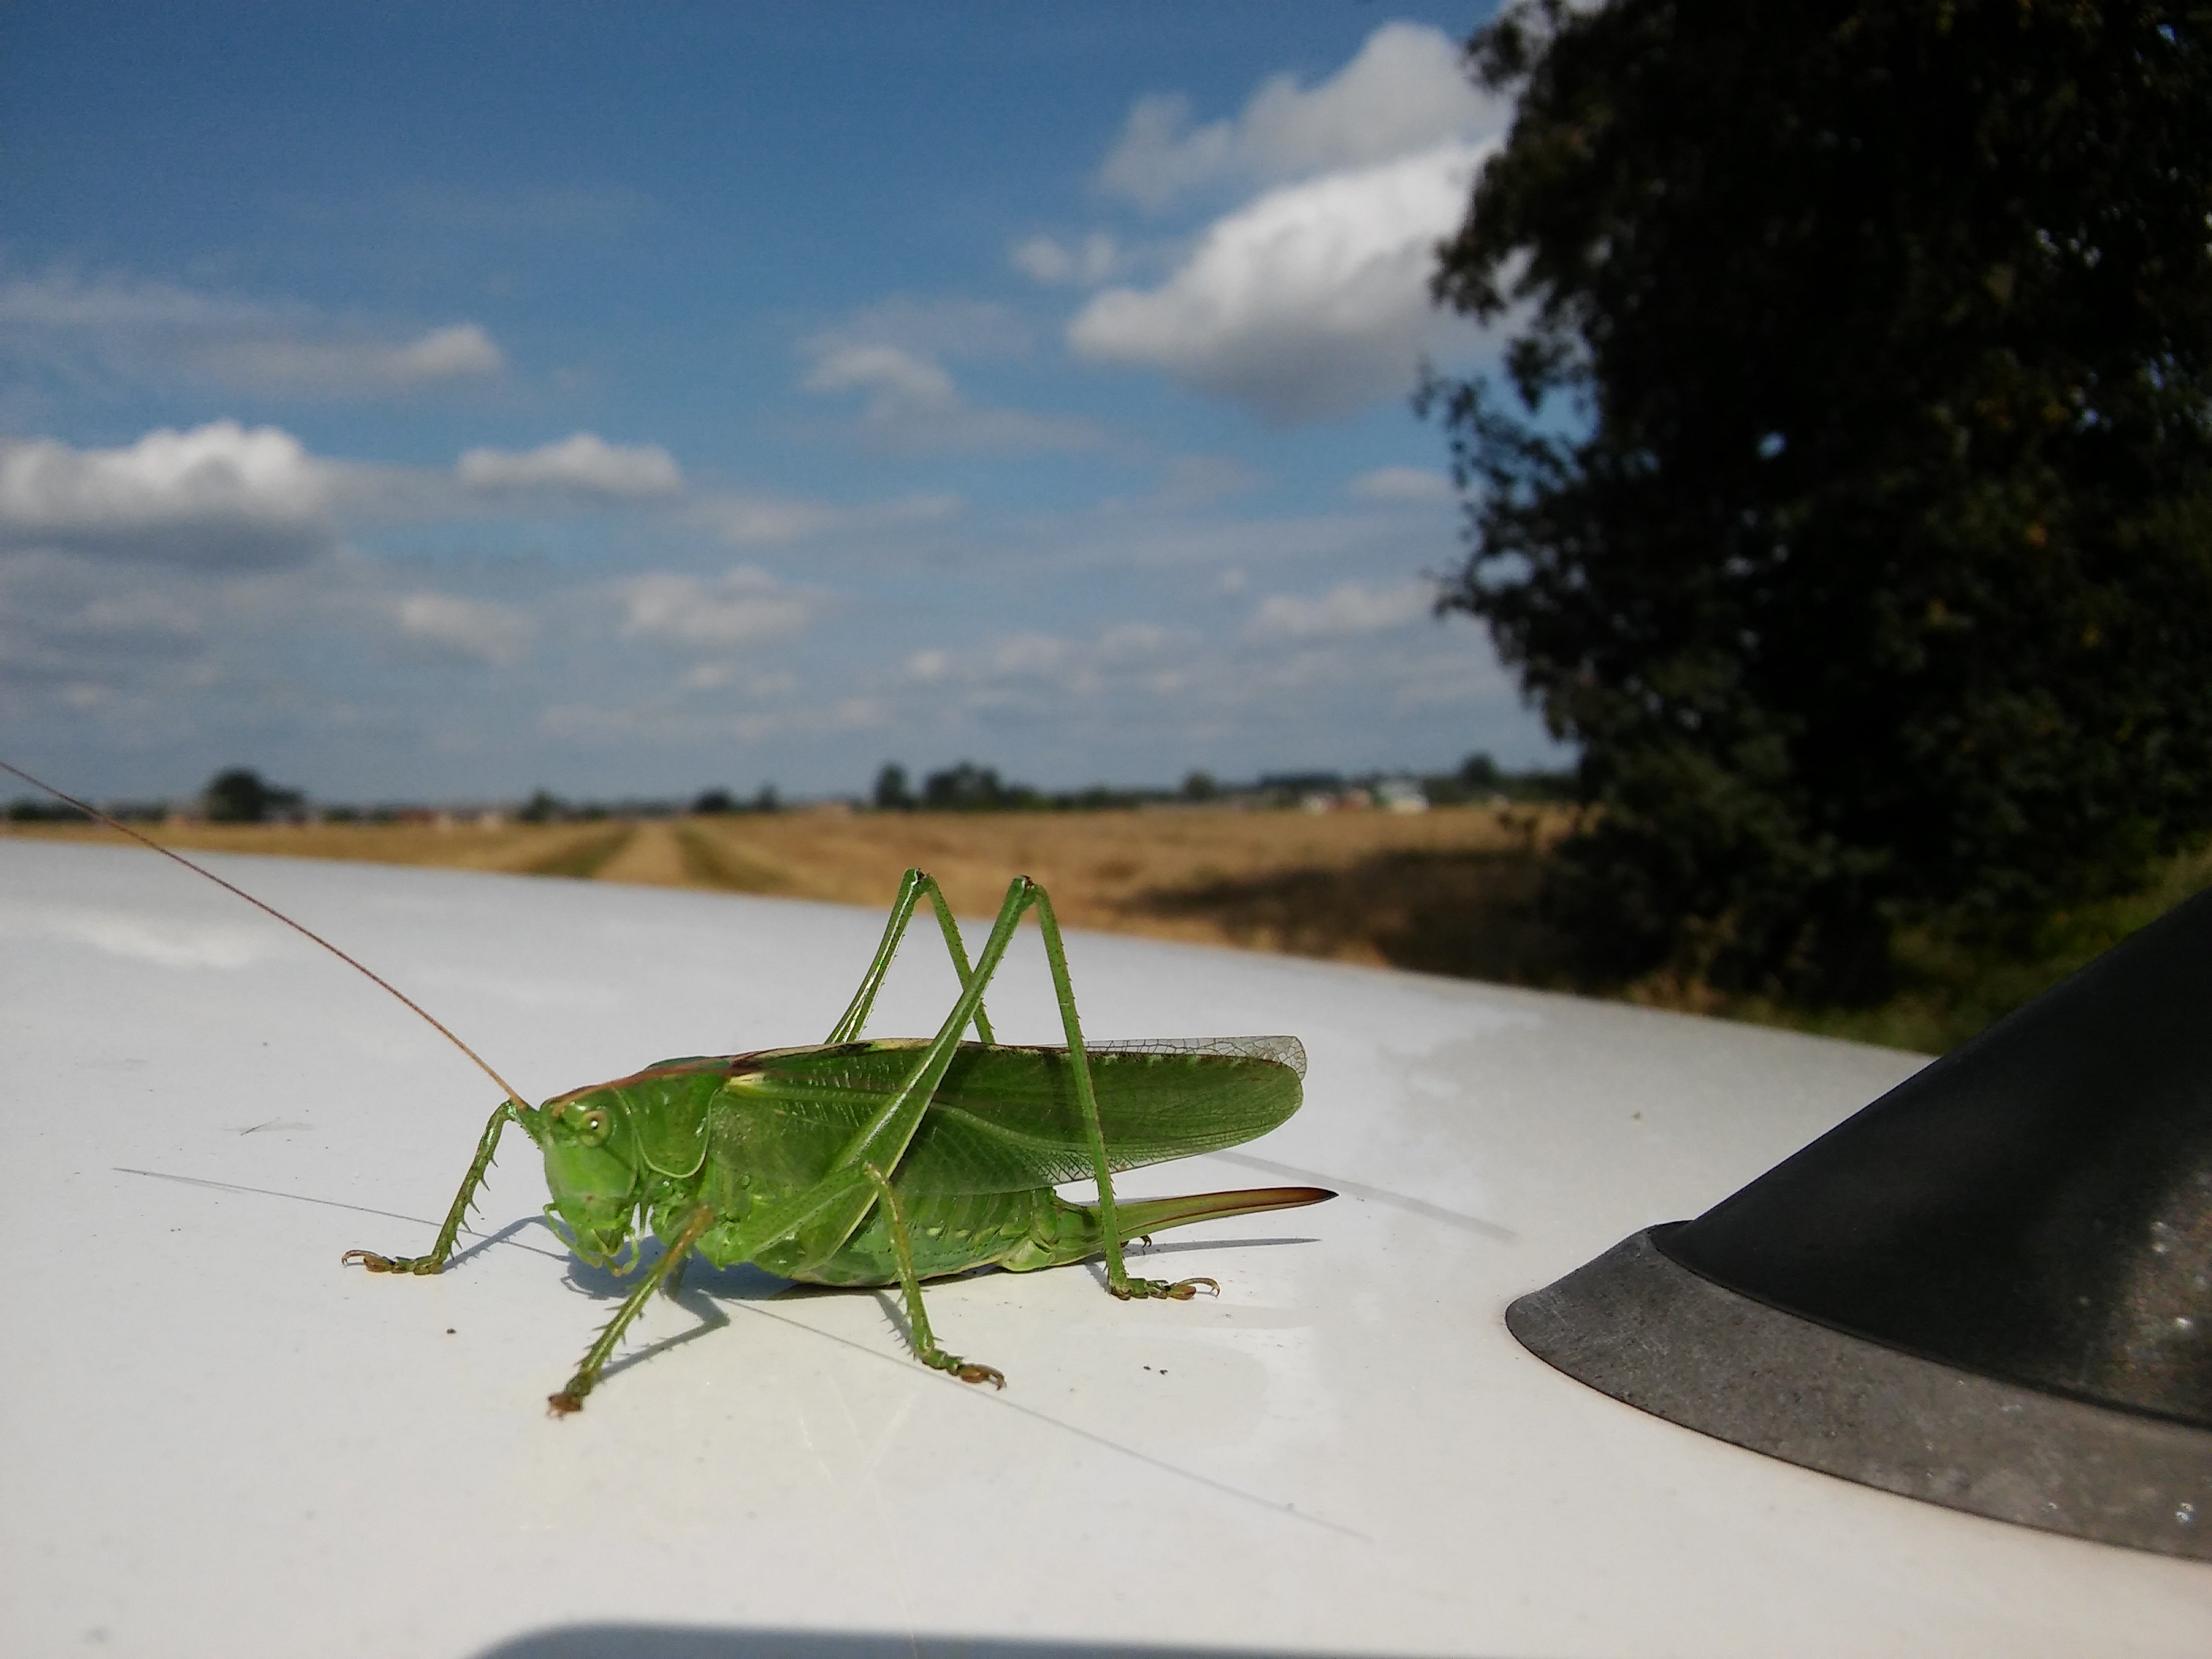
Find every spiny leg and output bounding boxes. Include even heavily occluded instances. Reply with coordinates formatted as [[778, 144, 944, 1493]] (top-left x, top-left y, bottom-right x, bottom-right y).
[[825, 868, 996, 1046], [785, 878, 1204, 1319], [344, 1100, 520, 1275], [919, 877, 994, 1042], [548, 1205, 716, 1416], [848, 866, 997, 1042], [862, 1164, 1002, 1387], [1027, 887, 1217, 1303], [824, 868, 924, 1043], [793, 875, 1046, 1267], [770, 878, 1052, 1277]]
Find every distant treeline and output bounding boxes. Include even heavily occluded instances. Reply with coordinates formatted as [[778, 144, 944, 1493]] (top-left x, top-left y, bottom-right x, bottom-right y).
[[5, 754, 1573, 827], [860, 754, 1570, 814]]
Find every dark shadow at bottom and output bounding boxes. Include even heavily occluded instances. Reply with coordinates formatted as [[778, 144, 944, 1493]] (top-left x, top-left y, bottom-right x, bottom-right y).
[[476, 1626, 1473, 1659]]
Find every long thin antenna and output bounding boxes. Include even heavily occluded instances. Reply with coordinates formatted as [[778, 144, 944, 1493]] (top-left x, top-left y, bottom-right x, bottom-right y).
[[1, 758, 531, 1112]]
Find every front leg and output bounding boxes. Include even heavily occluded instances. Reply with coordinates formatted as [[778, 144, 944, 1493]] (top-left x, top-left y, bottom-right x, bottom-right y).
[[548, 1204, 716, 1415], [343, 1100, 520, 1275]]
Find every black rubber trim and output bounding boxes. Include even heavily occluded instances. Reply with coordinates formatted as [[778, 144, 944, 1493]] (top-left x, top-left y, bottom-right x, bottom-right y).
[[1660, 884, 2212, 1429], [1507, 1226, 2212, 1561]]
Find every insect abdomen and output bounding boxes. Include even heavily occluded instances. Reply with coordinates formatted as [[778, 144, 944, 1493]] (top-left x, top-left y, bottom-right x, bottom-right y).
[[800, 1188, 1058, 1286]]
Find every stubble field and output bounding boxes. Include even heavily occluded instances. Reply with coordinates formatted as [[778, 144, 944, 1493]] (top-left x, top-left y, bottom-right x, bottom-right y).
[[7, 805, 1577, 983]]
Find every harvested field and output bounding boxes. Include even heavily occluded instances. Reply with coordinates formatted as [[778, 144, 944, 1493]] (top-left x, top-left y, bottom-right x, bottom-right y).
[[7, 805, 1576, 981]]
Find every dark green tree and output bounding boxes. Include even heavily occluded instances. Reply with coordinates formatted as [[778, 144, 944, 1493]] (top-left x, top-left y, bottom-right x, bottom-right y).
[[920, 761, 1037, 811], [1427, 0, 2212, 1002], [1458, 752, 1503, 794], [203, 767, 303, 824], [872, 763, 914, 811]]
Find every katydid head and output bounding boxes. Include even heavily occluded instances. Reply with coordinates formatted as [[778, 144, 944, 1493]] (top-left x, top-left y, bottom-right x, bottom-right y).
[[535, 1062, 722, 1269], [539, 1088, 644, 1265]]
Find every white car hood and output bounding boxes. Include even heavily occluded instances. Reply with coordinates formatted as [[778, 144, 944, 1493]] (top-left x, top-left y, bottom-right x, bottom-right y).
[[4, 841, 2204, 1657]]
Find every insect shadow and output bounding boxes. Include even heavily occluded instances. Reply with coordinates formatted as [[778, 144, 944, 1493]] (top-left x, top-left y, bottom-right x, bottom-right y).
[[554, 1231, 1326, 1394], [560, 1242, 789, 1306], [557, 1244, 1010, 1394], [557, 1246, 783, 1391], [446, 1212, 566, 1271]]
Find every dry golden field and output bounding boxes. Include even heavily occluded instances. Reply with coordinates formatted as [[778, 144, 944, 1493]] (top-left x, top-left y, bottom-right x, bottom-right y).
[[7, 805, 1576, 981]]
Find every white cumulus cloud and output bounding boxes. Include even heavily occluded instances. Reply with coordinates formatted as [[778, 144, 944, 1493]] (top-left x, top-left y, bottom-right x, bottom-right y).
[[1248, 579, 1433, 640], [815, 296, 1035, 359], [1097, 22, 1502, 208], [457, 432, 682, 497], [1010, 232, 1126, 287], [395, 591, 534, 667], [197, 321, 505, 393], [1069, 142, 1486, 422], [890, 619, 1197, 712], [687, 495, 842, 546], [0, 271, 276, 331], [0, 272, 508, 398], [686, 489, 959, 548], [616, 567, 819, 649], [802, 344, 958, 413], [800, 340, 1097, 453], [0, 421, 337, 567], [1064, 24, 1511, 422], [1348, 465, 1456, 504], [386, 323, 506, 380], [1153, 454, 1264, 508], [798, 300, 1095, 453]]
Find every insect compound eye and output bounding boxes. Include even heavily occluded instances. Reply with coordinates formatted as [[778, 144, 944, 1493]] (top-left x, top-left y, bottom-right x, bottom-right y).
[[552, 1097, 615, 1147]]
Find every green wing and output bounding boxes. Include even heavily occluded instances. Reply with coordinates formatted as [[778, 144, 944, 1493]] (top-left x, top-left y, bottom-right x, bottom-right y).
[[722, 1037, 1305, 1196]]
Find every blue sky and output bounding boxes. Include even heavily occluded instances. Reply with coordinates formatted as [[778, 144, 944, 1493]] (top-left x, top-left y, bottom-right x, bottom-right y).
[[1, 1, 1560, 804]]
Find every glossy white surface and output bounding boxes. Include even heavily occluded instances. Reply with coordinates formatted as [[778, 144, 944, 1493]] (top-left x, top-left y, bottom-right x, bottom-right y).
[[4, 841, 2206, 1658]]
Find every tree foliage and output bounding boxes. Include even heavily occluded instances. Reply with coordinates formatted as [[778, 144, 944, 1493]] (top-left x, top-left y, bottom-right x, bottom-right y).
[[203, 767, 302, 824], [872, 763, 916, 811], [922, 761, 1032, 812], [1428, 0, 2212, 1002]]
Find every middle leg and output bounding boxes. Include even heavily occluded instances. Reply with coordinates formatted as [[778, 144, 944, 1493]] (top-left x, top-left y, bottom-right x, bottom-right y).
[[861, 1164, 1002, 1387]]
